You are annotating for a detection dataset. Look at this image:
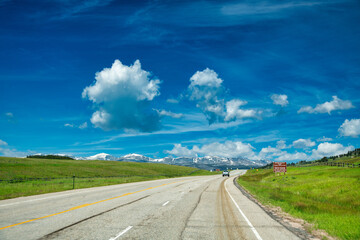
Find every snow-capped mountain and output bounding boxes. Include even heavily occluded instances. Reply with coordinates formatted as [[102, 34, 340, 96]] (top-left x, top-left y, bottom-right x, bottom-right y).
[[119, 153, 152, 162], [79, 153, 271, 170], [78, 153, 118, 161]]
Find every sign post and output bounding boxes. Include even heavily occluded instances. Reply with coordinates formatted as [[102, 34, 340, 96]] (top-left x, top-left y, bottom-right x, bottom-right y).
[[273, 162, 287, 175]]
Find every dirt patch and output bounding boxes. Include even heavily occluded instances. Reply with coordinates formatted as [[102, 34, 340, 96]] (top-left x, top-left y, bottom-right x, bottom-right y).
[[233, 177, 337, 240]]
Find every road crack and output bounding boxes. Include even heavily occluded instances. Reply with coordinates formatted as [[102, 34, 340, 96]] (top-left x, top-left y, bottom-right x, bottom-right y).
[[179, 183, 211, 239]]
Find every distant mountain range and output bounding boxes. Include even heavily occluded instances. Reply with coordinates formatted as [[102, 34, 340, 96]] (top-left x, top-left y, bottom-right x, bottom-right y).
[[76, 153, 271, 170]]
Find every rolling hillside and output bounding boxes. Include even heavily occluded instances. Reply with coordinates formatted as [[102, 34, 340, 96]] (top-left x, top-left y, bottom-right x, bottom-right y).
[[0, 156, 216, 200]]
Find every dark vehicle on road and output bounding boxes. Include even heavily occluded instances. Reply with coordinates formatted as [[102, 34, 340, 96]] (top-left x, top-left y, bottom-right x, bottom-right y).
[[222, 171, 230, 177]]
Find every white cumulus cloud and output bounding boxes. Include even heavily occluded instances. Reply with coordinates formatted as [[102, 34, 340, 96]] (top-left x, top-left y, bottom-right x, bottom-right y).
[[338, 119, 360, 138], [275, 152, 308, 161], [166, 144, 197, 157], [166, 141, 257, 159], [187, 68, 261, 124], [82, 59, 161, 132], [292, 138, 315, 148], [311, 142, 354, 159], [190, 68, 223, 88], [225, 99, 261, 121], [258, 146, 282, 159], [271, 94, 288, 107], [188, 68, 225, 124], [298, 96, 354, 114]]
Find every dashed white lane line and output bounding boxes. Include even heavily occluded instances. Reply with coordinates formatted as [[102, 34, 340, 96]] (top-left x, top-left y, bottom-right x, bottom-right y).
[[109, 226, 133, 240], [162, 201, 170, 206], [224, 179, 263, 240]]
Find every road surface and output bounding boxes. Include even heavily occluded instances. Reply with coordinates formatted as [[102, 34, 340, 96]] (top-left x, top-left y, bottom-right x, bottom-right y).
[[0, 170, 301, 240]]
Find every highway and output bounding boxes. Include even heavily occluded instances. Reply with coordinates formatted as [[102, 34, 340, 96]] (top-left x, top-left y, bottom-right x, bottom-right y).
[[0, 170, 301, 240]]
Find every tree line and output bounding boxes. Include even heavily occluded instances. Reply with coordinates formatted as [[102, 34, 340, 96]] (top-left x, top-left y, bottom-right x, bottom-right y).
[[26, 155, 74, 160]]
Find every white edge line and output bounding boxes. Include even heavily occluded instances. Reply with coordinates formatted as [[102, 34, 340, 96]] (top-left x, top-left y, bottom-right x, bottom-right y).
[[0, 177, 195, 207], [109, 226, 133, 240], [162, 201, 170, 206], [0, 193, 76, 207], [0, 184, 125, 207], [224, 179, 263, 240]]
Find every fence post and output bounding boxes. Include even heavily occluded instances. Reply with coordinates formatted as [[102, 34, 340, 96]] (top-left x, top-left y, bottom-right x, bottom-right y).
[[73, 175, 75, 189]]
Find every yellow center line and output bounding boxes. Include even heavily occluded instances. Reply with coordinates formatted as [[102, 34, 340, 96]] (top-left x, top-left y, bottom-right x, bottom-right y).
[[0, 180, 185, 231]]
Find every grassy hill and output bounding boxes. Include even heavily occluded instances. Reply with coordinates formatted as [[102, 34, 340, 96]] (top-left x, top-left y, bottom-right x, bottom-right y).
[[0, 156, 217, 200], [238, 166, 360, 240], [332, 156, 360, 164]]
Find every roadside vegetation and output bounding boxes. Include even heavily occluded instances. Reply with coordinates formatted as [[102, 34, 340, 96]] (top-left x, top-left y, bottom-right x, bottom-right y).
[[0, 156, 217, 200], [238, 166, 360, 240]]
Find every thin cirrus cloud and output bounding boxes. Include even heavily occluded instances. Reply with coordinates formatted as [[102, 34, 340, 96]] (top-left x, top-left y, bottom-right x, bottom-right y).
[[221, 1, 325, 16], [317, 136, 333, 142], [338, 119, 360, 138], [127, 1, 336, 28], [187, 68, 261, 124], [297, 96, 354, 114], [64, 122, 88, 129], [166, 98, 179, 104], [82, 59, 161, 132], [0, 139, 8, 146], [0, 139, 29, 158], [49, 0, 114, 19], [155, 109, 183, 119]]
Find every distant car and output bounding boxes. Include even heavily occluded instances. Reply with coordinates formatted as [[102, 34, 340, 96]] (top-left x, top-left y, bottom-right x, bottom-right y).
[[222, 171, 230, 177]]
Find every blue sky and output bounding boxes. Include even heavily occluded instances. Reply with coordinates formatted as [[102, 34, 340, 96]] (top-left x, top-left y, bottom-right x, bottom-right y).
[[1, 0, 359, 161]]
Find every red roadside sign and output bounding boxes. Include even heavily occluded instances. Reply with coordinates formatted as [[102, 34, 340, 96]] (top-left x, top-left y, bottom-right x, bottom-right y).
[[273, 162, 287, 173]]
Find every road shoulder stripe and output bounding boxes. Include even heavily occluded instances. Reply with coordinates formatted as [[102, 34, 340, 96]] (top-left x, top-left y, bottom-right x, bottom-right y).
[[224, 178, 263, 240]]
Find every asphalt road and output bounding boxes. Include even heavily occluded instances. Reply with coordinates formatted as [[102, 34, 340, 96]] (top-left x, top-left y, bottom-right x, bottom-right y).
[[0, 170, 301, 240]]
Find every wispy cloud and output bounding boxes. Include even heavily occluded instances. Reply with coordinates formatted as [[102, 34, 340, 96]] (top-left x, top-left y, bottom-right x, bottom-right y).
[[64, 122, 88, 129], [126, 0, 342, 28], [221, 1, 325, 16], [54, 0, 114, 19], [155, 109, 183, 119], [78, 113, 251, 146], [0, 140, 32, 158]]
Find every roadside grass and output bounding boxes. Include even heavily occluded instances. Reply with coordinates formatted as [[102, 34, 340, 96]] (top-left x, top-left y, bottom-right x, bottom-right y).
[[237, 166, 360, 240], [0, 157, 217, 200]]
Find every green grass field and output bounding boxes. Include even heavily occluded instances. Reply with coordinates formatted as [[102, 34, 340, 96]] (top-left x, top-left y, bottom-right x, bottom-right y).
[[0, 157, 217, 200], [238, 166, 360, 240]]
